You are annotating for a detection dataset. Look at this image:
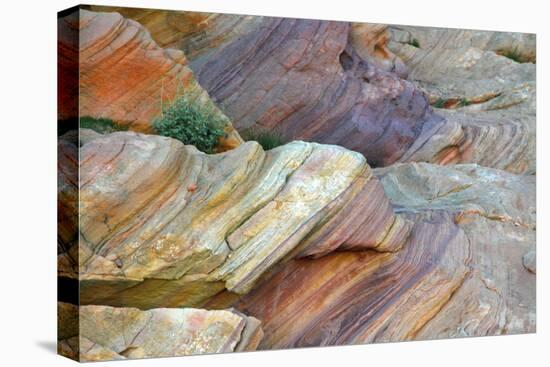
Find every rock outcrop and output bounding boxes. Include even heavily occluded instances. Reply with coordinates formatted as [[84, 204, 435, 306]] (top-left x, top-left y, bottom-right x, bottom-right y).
[[87, 6, 265, 61], [57, 135, 78, 278], [203, 163, 535, 348], [87, 7, 453, 167], [377, 163, 536, 338], [349, 23, 408, 78], [57, 7, 536, 363], [387, 26, 536, 174], [207, 213, 470, 347], [189, 17, 450, 168], [60, 129, 535, 350], [61, 130, 410, 309], [84, 8, 536, 174], [58, 302, 263, 361], [58, 9, 242, 150]]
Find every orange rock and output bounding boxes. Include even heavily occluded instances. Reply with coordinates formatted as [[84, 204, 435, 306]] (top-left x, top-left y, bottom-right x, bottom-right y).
[[58, 9, 242, 151]]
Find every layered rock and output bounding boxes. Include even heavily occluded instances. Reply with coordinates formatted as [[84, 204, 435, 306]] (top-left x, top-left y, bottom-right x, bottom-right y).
[[207, 213, 470, 347], [57, 8, 536, 361], [57, 302, 263, 361], [60, 130, 411, 309], [205, 162, 534, 348], [58, 10, 79, 122], [87, 6, 265, 61], [87, 7, 454, 167], [57, 134, 78, 278], [388, 26, 536, 173], [376, 163, 535, 338], [190, 17, 450, 168], [349, 23, 408, 78], [376, 162, 535, 226], [58, 133, 535, 354], [58, 9, 242, 150], [82, 8, 535, 174]]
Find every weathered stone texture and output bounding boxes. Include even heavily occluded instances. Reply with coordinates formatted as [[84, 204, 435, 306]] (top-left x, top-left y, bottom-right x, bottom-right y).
[[60, 131, 409, 309], [58, 302, 263, 361], [58, 9, 242, 151]]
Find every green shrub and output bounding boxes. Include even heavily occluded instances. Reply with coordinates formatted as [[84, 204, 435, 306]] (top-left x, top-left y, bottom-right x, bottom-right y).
[[500, 47, 522, 63], [432, 98, 446, 108], [431, 97, 471, 109], [407, 38, 420, 48], [242, 128, 285, 151], [458, 98, 471, 107], [153, 97, 226, 153], [80, 116, 126, 134]]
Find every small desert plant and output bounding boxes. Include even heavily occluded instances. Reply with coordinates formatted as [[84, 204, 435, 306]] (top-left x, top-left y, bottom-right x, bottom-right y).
[[432, 98, 447, 108], [242, 128, 285, 151], [500, 47, 522, 63], [153, 97, 226, 153], [431, 97, 471, 109], [80, 116, 127, 134], [458, 98, 471, 107], [407, 38, 420, 48]]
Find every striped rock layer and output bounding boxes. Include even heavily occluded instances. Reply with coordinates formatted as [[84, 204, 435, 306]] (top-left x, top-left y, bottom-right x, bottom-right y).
[[86, 8, 535, 173], [56, 7, 535, 360], [58, 9, 242, 150], [387, 26, 536, 174], [206, 212, 470, 347], [87, 7, 451, 168], [204, 163, 535, 348], [57, 302, 263, 361], [59, 130, 411, 309], [378, 163, 536, 337], [57, 136, 78, 270], [58, 130, 535, 354]]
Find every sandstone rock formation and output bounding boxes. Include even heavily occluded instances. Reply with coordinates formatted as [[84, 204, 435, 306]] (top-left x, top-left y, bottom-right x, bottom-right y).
[[207, 213, 470, 347], [57, 10, 79, 122], [203, 163, 535, 348], [59, 129, 535, 354], [350, 23, 408, 78], [57, 302, 263, 361], [57, 135, 78, 279], [387, 26, 536, 174], [58, 9, 242, 150], [87, 7, 452, 167], [60, 130, 410, 309], [376, 163, 535, 338], [84, 8, 535, 174], [190, 17, 449, 168], [87, 6, 265, 61], [57, 7, 536, 363]]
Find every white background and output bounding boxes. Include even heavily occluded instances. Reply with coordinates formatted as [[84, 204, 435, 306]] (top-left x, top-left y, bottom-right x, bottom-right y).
[[0, 0, 547, 365]]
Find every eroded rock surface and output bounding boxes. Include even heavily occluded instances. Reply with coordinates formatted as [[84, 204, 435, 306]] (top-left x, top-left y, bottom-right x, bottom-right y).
[[60, 131, 411, 309], [388, 27, 536, 173], [190, 17, 451, 168], [58, 9, 242, 150], [79, 8, 536, 173], [207, 212, 469, 347], [84, 8, 535, 174], [57, 135, 78, 278], [350, 23, 408, 78], [202, 162, 535, 348], [87, 8, 454, 167], [57, 302, 263, 361], [376, 163, 535, 338], [57, 8, 536, 361]]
